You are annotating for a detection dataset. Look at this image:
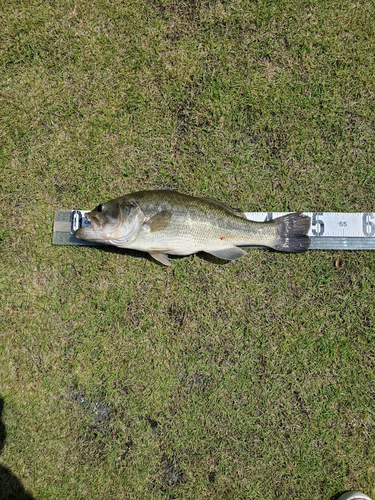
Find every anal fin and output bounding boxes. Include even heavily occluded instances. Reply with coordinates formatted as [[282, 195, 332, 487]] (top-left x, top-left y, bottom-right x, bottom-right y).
[[205, 247, 247, 261], [149, 252, 171, 266]]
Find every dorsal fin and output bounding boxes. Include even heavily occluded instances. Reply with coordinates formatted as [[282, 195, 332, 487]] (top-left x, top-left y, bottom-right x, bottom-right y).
[[200, 197, 247, 219]]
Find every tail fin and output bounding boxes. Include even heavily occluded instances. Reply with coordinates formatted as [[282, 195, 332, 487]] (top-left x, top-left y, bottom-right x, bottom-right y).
[[271, 213, 311, 252]]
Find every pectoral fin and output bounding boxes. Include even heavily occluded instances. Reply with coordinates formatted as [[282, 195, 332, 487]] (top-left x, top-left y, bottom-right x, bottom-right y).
[[149, 252, 171, 266], [145, 210, 172, 233], [205, 247, 247, 261]]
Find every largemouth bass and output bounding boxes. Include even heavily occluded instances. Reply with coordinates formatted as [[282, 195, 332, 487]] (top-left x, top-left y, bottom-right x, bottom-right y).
[[75, 190, 311, 266]]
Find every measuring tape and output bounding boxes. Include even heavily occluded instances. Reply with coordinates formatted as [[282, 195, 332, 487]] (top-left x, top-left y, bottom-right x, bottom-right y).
[[245, 212, 375, 250], [53, 210, 375, 250]]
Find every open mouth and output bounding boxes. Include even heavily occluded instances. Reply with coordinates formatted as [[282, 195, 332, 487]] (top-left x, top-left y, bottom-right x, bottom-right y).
[[86, 212, 102, 231], [75, 214, 103, 241]]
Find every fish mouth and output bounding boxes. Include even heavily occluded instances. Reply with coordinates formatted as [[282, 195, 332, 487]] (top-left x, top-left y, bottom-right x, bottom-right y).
[[75, 226, 96, 241], [75, 213, 103, 241], [85, 212, 102, 231]]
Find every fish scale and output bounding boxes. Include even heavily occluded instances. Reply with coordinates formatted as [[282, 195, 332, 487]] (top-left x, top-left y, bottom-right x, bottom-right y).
[[122, 191, 278, 253]]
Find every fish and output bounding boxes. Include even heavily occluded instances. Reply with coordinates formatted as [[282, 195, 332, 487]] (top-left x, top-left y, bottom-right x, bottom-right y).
[[75, 190, 311, 266]]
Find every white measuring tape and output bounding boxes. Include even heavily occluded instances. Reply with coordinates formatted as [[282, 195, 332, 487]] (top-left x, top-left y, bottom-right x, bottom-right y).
[[53, 210, 375, 250], [245, 212, 375, 250]]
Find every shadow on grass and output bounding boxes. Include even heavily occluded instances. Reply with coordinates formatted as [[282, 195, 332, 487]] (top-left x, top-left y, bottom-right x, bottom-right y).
[[80, 243, 257, 266], [0, 398, 35, 500]]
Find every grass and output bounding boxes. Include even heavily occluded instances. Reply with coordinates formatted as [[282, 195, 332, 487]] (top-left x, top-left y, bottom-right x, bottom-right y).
[[1, 0, 375, 498]]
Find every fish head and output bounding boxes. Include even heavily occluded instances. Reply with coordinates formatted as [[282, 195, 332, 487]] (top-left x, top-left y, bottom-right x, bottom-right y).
[[75, 198, 144, 247]]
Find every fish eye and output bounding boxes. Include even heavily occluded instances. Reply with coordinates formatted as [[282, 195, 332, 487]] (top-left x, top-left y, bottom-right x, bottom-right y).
[[96, 204, 104, 213]]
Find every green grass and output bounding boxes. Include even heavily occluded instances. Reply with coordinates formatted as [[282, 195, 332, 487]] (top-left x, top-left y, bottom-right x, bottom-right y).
[[1, 0, 375, 498]]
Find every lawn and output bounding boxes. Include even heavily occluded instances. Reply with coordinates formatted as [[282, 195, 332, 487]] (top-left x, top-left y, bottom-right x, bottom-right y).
[[1, 0, 375, 498]]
